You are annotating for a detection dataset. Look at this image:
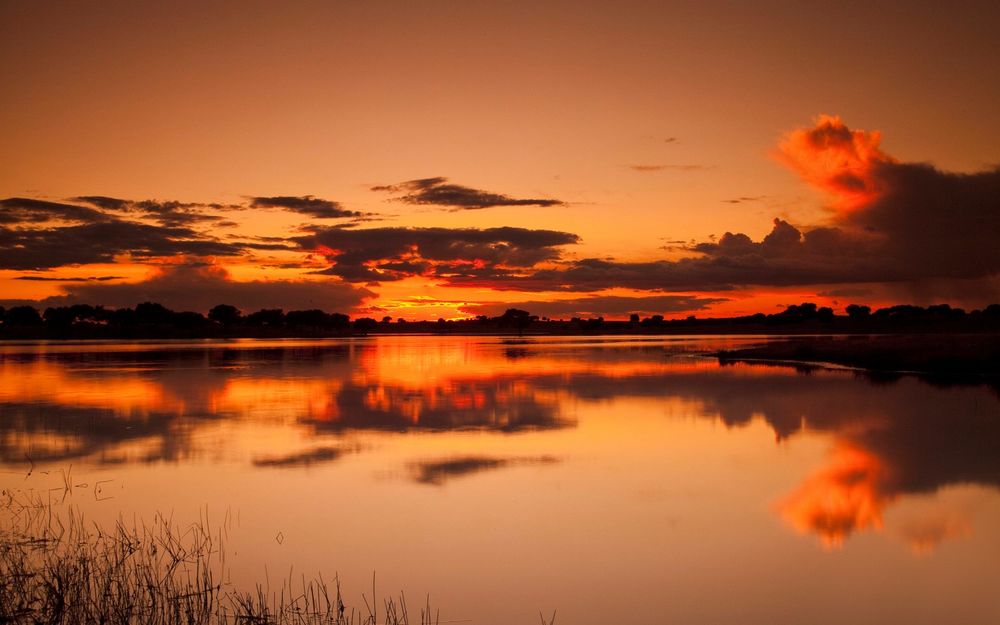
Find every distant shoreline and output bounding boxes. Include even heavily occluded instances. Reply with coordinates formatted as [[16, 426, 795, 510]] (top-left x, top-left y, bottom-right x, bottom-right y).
[[4, 301, 1000, 341], [3, 320, 1000, 341], [715, 333, 1000, 379]]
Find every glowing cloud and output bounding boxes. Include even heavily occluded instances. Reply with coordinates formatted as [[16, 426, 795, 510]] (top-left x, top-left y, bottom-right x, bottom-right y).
[[776, 114, 894, 212]]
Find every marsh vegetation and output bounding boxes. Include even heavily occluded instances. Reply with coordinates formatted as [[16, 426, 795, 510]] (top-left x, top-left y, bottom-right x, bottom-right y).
[[0, 489, 436, 625]]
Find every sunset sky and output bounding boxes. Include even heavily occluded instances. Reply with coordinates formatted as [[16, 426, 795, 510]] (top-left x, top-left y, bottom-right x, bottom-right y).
[[2, 1, 999, 320]]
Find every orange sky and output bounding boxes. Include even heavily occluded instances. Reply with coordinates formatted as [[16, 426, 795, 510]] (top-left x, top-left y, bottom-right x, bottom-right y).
[[2, 1, 999, 319]]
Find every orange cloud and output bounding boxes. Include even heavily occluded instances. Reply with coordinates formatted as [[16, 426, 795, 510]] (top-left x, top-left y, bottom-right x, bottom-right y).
[[896, 513, 971, 555], [777, 443, 893, 548], [776, 114, 894, 212]]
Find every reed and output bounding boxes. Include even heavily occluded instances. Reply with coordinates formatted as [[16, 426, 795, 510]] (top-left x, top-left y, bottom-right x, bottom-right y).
[[0, 490, 437, 625]]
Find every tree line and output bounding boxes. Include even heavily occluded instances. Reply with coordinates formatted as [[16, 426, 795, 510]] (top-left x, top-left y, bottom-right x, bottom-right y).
[[1, 301, 999, 337], [0, 303, 539, 336]]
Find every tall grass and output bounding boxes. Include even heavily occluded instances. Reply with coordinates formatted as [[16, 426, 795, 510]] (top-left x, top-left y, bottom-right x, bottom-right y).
[[0, 489, 437, 625]]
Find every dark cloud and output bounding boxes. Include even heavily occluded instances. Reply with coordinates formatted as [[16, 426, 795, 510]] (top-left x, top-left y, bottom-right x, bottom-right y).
[[250, 195, 362, 219], [2, 263, 374, 313], [0, 221, 247, 270], [72, 196, 237, 226], [8, 117, 997, 303], [296, 226, 579, 283], [722, 196, 766, 204], [71, 195, 130, 210], [231, 239, 300, 251], [461, 294, 727, 318], [372, 177, 564, 210], [0, 197, 109, 223], [14, 275, 125, 282], [817, 287, 873, 298], [435, 222, 880, 292], [437, 119, 1000, 297]]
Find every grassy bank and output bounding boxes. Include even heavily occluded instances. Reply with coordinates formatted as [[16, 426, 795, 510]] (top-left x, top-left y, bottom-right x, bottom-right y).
[[0, 490, 436, 625], [716, 333, 1000, 378]]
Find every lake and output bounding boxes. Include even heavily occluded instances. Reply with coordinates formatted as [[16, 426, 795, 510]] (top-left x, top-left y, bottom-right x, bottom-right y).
[[1, 336, 998, 624]]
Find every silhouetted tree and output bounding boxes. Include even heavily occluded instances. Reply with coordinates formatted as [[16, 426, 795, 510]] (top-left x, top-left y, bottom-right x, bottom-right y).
[[43, 304, 101, 328], [327, 312, 350, 329], [5, 306, 43, 326], [641, 315, 664, 327], [43, 306, 77, 328], [246, 308, 285, 326], [354, 317, 378, 333], [629, 313, 640, 324], [173, 311, 208, 328], [846, 304, 871, 319], [927, 304, 965, 320], [773, 302, 819, 323], [135, 302, 175, 325], [109, 307, 137, 325], [496, 308, 536, 335], [286, 309, 329, 327], [208, 304, 242, 325]]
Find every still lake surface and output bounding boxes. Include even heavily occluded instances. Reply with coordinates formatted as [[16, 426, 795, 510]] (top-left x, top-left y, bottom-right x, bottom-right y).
[[1, 335, 999, 624]]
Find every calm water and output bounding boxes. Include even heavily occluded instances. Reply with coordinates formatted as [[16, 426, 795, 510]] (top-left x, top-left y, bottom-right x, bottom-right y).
[[2, 336, 999, 624]]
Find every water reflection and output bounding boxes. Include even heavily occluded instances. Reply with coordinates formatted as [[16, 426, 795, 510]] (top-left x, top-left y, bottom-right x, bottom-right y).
[[1, 336, 999, 553], [408, 455, 560, 486], [252, 446, 347, 468]]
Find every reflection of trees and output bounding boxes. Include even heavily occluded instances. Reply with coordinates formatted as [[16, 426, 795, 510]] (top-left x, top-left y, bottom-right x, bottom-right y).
[[0, 402, 191, 465], [2, 342, 999, 550], [304, 378, 568, 433], [0, 345, 356, 465]]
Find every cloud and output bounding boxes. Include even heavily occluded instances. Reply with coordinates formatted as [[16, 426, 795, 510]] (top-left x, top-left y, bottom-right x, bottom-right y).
[[0, 197, 109, 223], [0, 221, 246, 270], [628, 164, 707, 172], [3, 263, 374, 313], [776, 114, 891, 211], [295, 225, 579, 283], [72, 196, 237, 226], [14, 275, 125, 282], [7, 117, 997, 302], [722, 196, 766, 204], [372, 177, 564, 210], [435, 221, 880, 292], [440, 117, 1000, 299], [250, 195, 362, 219], [460, 294, 727, 318], [70, 195, 130, 210], [817, 287, 873, 298]]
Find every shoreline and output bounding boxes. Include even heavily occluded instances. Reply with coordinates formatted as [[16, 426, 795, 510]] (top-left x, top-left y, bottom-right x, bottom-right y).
[[715, 333, 1000, 379]]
